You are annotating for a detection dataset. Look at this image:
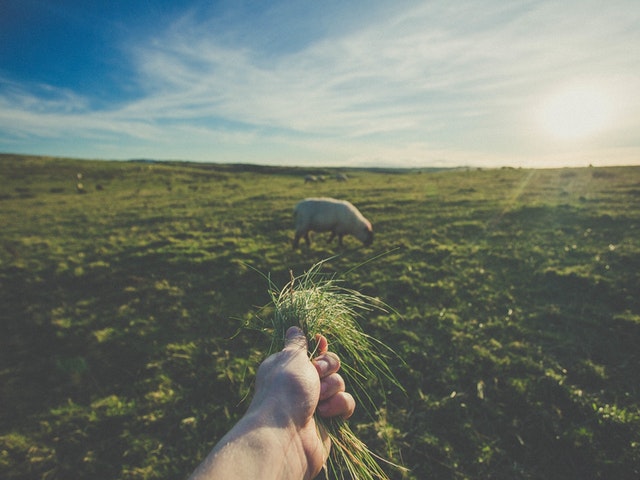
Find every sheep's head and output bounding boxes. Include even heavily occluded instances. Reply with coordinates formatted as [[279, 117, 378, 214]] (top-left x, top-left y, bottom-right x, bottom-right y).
[[360, 224, 374, 246]]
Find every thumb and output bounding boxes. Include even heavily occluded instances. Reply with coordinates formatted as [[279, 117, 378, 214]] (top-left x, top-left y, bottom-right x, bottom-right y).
[[284, 326, 308, 352]]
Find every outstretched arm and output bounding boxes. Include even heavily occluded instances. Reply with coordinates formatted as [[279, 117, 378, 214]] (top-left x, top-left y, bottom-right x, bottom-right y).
[[189, 327, 355, 480]]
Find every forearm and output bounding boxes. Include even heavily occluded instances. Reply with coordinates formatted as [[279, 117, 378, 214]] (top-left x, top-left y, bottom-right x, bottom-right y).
[[189, 409, 308, 480]]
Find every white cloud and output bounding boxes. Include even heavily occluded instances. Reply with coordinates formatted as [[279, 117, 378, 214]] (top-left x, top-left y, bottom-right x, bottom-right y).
[[1, 0, 639, 166]]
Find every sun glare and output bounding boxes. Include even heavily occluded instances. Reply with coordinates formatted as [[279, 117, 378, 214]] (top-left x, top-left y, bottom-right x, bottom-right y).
[[538, 84, 613, 141]]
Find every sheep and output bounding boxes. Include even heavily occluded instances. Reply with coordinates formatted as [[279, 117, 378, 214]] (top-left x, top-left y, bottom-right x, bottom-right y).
[[304, 175, 318, 183], [335, 173, 348, 182], [293, 197, 373, 248]]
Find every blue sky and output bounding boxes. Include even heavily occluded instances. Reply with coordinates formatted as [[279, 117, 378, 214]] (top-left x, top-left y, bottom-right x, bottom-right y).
[[1, 0, 639, 168]]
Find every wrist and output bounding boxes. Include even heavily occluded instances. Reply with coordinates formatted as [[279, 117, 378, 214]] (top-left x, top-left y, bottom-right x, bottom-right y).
[[246, 394, 296, 428], [237, 401, 309, 478], [193, 412, 307, 480]]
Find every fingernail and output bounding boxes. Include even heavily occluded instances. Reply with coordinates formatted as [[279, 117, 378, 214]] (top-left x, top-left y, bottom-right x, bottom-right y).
[[286, 326, 303, 339]]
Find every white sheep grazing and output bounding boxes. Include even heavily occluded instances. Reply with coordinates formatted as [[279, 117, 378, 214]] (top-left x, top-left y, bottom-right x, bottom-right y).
[[293, 197, 373, 248]]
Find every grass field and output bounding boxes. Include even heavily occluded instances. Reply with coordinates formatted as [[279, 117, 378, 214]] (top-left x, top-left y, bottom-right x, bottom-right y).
[[1, 153, 639, 479]]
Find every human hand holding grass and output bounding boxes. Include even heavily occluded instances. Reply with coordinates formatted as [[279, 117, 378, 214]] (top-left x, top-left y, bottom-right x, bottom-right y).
[[189, 326, 355, 480], [191, 261, 406, 479], [259, 262, 406, 479]]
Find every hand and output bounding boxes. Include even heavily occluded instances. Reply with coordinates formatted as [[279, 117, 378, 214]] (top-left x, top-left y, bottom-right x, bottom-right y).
[[189, 326, 355, 480], [249, 326, 356, 477]]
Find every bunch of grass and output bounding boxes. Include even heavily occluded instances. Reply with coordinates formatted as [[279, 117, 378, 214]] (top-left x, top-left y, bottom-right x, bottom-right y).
[[255, 260, 406, 479]]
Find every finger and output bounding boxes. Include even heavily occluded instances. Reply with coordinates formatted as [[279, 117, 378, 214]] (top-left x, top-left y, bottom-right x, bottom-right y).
[[317, 392, 356, 419], [283, 326, 307, 352], [319, 372, 345, 401], [313, 352, 341, 378], [314, 333, 328, 355]]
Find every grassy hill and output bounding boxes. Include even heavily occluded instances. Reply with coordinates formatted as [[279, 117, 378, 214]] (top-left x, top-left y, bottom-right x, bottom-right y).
[[1, 153, 639, 479]]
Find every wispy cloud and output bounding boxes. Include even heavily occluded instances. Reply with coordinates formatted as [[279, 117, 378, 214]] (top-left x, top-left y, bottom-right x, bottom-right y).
[[1, 0, 639, 166]]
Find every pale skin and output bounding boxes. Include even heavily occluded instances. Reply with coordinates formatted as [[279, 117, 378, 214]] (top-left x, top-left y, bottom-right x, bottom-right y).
[[189, 326, 356, 480]]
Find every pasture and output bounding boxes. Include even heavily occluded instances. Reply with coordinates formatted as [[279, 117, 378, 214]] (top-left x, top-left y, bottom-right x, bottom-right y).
[[1, 154, 639, 479]]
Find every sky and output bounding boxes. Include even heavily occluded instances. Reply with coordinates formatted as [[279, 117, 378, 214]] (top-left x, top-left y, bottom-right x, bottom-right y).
[[1, 0, 639, 168]]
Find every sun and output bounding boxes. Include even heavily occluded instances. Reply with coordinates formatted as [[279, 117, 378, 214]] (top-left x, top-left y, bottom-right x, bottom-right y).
[[538, 84, 613, 141]]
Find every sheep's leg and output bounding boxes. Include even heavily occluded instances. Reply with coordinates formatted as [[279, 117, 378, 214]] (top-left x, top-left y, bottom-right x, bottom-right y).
[[293, 231, 312, 248], [338, 234, 344, 246]]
